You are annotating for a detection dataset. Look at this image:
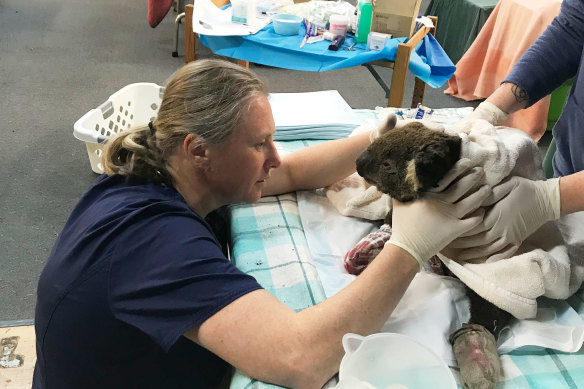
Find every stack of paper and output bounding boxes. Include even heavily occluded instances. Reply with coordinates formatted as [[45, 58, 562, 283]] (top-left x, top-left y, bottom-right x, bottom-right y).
[[193, 0, 271, 36], [268, 90, 364, 141]]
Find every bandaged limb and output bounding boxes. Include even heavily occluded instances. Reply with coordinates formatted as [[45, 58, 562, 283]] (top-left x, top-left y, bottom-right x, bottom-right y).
[[450, 288, 511, 389], [344, 224, 392, 275], [450, 324, 501, 389]]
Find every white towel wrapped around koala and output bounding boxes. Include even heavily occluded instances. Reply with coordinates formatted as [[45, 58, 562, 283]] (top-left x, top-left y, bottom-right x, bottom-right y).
[[440, 119, 584, 319], [326, 115, 584, 319]]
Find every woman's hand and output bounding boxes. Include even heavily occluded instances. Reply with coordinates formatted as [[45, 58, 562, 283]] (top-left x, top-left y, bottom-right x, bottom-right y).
[[387, 167, 491, 268]]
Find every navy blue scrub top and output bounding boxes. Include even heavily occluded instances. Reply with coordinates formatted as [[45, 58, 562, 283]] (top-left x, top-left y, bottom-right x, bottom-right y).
[[33, 174, 262, 388]]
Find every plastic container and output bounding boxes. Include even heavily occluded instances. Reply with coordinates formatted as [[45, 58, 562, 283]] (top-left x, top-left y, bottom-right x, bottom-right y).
[[73, 83, 164, 174], [329, 14, 349, 38], [356, 0, 373, 43], [336, 333, 457, 389], [367, 31, 391, 51], [272, 13, 303, 36], [231, 0, 256, 25]]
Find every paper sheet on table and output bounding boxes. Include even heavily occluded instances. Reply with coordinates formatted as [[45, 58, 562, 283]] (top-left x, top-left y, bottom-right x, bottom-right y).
[[269, 91, 363, 140], [193, 0, 271, 36]]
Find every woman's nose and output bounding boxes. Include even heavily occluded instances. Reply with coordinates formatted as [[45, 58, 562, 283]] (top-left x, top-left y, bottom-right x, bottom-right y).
[[266, 142, 282, 169]]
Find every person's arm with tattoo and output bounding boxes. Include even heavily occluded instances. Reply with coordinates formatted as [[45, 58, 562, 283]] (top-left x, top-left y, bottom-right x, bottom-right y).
[[454, 0, 583, 131], [482, 82, 530, 118], [446, 0, 584, 261]]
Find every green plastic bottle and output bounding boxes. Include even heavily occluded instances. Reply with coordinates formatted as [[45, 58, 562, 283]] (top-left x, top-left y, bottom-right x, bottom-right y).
[[356, 0, 373, 44]]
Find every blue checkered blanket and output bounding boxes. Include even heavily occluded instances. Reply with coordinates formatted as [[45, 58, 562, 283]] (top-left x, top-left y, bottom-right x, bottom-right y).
[[227, 113, 584, 389]]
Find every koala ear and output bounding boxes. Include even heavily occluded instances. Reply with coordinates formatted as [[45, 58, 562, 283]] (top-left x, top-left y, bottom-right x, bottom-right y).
[[377, 112, 397, 137], [414, 137, 461, 190]]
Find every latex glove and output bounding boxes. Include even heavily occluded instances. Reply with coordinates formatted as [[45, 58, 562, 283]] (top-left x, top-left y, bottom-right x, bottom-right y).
[[448, 176, 561, 261], [450, 101, 508, 133], [387, 168, 491, 269], [428, 158, 474, 193]]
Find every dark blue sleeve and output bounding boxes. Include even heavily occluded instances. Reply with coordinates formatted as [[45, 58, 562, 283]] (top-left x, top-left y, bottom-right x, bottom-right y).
[[503, 0, 584, 107], [108, 207, 262, 352]]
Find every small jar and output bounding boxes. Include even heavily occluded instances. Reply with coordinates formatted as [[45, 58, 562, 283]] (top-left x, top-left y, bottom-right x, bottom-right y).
[[329, 14, 349, 38]]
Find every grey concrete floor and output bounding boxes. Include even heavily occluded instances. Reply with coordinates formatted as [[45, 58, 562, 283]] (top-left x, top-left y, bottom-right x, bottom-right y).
[[0, 0, 547, 321]]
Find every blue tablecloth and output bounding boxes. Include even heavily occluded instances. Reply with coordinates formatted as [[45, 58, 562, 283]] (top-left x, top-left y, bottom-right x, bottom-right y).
[[200, 24, 456, 89]]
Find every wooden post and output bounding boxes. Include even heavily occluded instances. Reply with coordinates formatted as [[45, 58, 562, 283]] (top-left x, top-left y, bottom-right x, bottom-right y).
[[237, 60, 250, 69], [185, 4, 195, 63], [185, 2, 249, 68], [388, 44, 413, 108]]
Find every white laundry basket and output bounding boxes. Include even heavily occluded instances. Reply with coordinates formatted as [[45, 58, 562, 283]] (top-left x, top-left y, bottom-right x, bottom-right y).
[[73, 83, 165, 174]]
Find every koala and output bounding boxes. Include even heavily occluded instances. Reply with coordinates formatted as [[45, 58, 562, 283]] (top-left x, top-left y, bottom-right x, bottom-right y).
[[355, 119, 511, 389], [356, 121, 461, 202]]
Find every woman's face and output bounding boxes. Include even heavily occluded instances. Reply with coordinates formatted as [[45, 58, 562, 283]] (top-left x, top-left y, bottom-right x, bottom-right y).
[[205, 94, 281, 204]]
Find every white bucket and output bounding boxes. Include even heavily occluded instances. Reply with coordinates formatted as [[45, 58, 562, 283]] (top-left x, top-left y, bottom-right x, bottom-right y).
[[336, 333, 457, 389]]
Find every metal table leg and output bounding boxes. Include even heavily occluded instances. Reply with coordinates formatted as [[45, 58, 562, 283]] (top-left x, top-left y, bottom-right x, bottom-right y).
[[172, 12, 185, 57]]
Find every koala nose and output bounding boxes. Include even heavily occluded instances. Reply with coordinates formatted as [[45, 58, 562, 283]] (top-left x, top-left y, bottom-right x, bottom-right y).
[[356, 150, 370, 177]]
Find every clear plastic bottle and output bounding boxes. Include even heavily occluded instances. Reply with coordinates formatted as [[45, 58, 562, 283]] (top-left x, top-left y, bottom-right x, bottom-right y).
[[356, 0, 373, 44]]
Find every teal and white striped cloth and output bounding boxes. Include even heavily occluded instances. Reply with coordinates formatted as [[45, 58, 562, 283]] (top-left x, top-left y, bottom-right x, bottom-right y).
[[229, 140, 328, 389], [227, 111, 584, 389]]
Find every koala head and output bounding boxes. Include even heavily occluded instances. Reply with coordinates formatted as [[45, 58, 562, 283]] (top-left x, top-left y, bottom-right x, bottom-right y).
[[356, 121, 461, 202]]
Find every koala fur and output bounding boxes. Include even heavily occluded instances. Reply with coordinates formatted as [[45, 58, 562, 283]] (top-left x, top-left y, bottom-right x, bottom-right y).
[[356, 121, 461, 202]]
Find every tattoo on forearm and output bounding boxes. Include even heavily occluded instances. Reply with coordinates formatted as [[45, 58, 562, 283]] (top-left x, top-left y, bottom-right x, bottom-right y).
[[510, 84, 529, 106]]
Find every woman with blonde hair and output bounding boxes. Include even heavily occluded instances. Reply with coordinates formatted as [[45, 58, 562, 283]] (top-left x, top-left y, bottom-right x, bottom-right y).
[[34, 59, 488, 388]]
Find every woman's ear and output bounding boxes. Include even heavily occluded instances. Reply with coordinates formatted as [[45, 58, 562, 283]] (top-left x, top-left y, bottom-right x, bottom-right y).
[[183, 134, 209, 166]]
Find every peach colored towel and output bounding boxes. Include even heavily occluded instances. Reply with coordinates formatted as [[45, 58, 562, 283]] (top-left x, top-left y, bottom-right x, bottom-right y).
[[445, 0, 562, 141]]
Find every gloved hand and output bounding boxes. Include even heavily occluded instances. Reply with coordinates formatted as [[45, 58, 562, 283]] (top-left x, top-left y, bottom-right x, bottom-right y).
[[447, 176, 561, 261], [428, 158, 474, 193], [387, 167, 491, 269], [450, 101, 508, 133]]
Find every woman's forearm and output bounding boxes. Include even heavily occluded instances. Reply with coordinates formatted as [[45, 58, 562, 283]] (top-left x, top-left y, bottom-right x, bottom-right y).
[[292, 244, 419, 385], [486, 82, 530, 115], [559, 170, 584, 215], [264, 130, 372, 196], [192, 243, 419, 389]]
